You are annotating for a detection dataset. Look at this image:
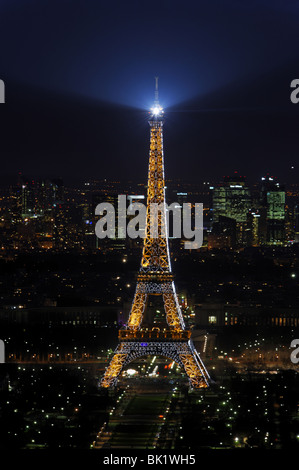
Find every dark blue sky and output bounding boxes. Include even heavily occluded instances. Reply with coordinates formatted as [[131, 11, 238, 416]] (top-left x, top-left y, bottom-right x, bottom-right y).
[[0, 0, 299, 184]]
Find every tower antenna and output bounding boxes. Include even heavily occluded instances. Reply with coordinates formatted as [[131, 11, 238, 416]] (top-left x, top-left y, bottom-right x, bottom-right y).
[[154, 76, 159, 105]]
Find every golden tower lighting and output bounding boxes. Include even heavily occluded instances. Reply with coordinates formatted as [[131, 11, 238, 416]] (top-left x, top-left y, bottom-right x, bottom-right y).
[[101, 79, 210, 389]]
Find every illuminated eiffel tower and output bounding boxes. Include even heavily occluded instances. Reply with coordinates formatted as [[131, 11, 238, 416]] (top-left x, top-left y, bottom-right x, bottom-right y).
[[101, 79, 209, 389]]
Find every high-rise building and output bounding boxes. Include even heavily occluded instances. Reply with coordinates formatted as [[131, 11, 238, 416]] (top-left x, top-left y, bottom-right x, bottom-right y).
[[93, 192, 126, 251], [20, 177, 64, 218], [245, 209, 263, 246], [212, 173, 251, 223], [212, 173, 251, 245], [260, 176, 285, 245]]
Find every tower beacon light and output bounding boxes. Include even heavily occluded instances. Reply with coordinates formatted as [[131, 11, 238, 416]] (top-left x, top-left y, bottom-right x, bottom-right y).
[[150, 76, 164, 117]]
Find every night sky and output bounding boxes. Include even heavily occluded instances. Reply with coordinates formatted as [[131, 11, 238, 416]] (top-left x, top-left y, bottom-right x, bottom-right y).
[[0, 0, 299, 185]]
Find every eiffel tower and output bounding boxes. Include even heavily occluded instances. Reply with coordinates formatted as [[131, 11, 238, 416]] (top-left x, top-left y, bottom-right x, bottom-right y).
[[101, 79, 210, 389]]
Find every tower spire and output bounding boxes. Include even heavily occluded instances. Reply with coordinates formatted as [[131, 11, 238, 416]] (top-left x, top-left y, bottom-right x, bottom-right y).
[[154, 76, 159, 105], [151, 77, 163, 117]]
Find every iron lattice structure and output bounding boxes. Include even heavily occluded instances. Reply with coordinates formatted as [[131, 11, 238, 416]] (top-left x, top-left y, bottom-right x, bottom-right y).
[[101, 80, 210, 389]]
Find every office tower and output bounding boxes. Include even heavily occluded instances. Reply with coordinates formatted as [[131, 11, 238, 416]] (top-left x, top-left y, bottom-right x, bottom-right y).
[[260, 176, 285, 245], [212, 173, 251, 245]]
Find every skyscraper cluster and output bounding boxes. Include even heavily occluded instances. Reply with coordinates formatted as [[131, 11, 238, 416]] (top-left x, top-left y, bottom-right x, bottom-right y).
[[209, 173, 292, 249]]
